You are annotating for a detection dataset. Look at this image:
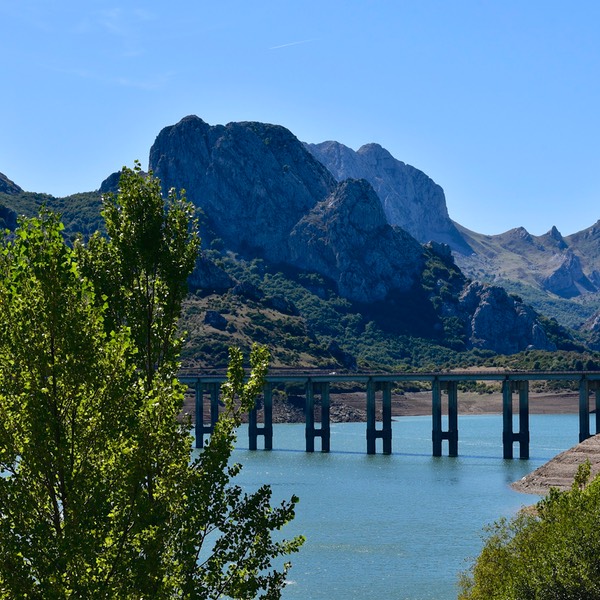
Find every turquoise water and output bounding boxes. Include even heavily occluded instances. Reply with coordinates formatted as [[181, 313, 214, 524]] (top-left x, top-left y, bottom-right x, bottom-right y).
[[225, 415, 580, 599]]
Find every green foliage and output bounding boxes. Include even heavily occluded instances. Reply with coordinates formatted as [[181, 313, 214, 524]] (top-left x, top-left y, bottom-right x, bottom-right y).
[[459, 462, 600, 599], [494, 278, 600, 330], [80, 162, 200, 382], [0, 212, 140, 597], [484, 349, 600, 372], [0, 190, 103, 238], [0, 166, 302, 598], [206, 256, 501, 372]]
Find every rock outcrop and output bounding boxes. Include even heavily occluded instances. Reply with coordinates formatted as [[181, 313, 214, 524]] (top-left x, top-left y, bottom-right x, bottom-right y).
[[305, 141, 470, 252], [459, 282, 555, 353], [188, 254, 235, 294], [542, 251, 595, 298], [203, 310, 228, 331], [0, 172, 22, 195], [99, 171, 121, 194], [289, 179, 424, 302], [149, 116, 336, 263]]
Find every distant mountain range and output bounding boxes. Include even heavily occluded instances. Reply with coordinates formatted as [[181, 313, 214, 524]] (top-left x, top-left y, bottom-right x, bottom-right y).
[[303, 141, 600, 308], [302, 137, 600, 333], [2, 115, 599, 368], [145, 116, 568, 355]]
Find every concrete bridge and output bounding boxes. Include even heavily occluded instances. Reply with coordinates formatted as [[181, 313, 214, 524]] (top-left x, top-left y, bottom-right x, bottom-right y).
[[179, 371, 600, 458]]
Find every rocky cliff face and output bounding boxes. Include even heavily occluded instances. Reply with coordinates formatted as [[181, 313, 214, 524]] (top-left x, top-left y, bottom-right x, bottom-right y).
[[289, 179, 424, 302], [541, 251, 595, 298], [305, 141, 470, 252], [149, 116, 336, 263], [459, 282, 555, 353]]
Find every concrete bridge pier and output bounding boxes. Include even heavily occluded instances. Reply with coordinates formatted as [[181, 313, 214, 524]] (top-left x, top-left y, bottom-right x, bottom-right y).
[[366, 380, 393, 455], [305, 380, 330, 452], [432, 379, 458, 457], [579, 377, 590, 442], [595, 382, 600, 435], [502, 380, 530, 459], [577, 378, 600, 441], [249, 383, 273, 450], [195, 381, 220, 449], [578, 378, 600, 441]]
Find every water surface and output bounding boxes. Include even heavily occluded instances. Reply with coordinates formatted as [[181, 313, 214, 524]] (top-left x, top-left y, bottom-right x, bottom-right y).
[[226, 415, 579, 599]]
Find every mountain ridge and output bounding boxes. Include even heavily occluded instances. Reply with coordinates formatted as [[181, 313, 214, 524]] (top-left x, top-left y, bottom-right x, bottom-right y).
[[1, 114, 593, 364], [147, 115, 557, 355]]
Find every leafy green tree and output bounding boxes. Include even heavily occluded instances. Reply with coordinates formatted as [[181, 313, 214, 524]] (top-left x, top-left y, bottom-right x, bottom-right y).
[[459, 461, 600, 599], [0, 165, 302, 598]]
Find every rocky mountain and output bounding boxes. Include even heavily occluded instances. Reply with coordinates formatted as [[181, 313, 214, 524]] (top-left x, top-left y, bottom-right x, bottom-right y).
[[0, 172, 22, 195], [147, 115, 557, 354], [305, 140, 471, 253], [303, 139, 600, 330], [455, 224, 599, 298], [453, 222, 600, 328], [149, 116, 426, 304], [0, 115, 572, 361], [289, 179, 424, 302], [149, 116, 336, 265]]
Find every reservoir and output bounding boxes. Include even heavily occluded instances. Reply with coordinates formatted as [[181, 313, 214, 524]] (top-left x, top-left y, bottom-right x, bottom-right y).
[[221, 414, 580, 599]]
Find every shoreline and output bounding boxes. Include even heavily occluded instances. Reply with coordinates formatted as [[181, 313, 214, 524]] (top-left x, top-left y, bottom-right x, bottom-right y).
[[511, 434, 600, 495], [185, 390, 584, 424]]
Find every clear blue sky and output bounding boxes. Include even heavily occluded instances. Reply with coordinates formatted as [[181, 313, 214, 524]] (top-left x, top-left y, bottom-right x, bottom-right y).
[[2, 1, 600, 236]]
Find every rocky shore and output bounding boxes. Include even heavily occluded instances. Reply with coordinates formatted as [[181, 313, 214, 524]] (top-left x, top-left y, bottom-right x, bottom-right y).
[[511, 434, 600, 495]]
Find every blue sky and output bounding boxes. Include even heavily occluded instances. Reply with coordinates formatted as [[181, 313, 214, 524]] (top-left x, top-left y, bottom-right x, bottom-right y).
[[2, 1, 600, 236]]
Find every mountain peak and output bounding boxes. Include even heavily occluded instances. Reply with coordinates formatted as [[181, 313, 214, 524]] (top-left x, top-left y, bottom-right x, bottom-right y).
[[305, 139, 468, 250], [549, 225, 562, 237], [545, 225, 568, 250], [356, 142, 395, 160]]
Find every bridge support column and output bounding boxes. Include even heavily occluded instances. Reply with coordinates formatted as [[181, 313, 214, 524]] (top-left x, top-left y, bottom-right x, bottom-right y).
[[502, 379, 530, 459], [595, 382, 600, 436], [321, 382, 331, 452], [249, 383, 273, 450], [518, 381, 530, 459], [305, 380, 330, 452], [502, 380, 513, 459], [432, 378, 442, 457], [432, 379, 458, 457], [447, 382, 458, 457], [366, 380, 392, 455], [580, 378, 591, 442], [382, 382, 392, 454], [195, 381, 220, 449]]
